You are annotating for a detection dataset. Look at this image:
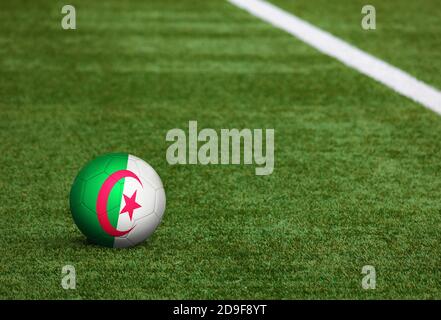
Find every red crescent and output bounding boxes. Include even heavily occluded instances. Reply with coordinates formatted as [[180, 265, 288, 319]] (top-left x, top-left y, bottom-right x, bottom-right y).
[[96, 169, 143, 237]]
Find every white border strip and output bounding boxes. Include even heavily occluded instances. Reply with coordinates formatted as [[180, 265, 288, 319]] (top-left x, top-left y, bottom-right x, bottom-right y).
[[229, 0, 441, 114]]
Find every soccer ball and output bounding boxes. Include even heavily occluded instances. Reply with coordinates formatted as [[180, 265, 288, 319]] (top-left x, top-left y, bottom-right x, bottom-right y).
[[69, 153, 166, 248]]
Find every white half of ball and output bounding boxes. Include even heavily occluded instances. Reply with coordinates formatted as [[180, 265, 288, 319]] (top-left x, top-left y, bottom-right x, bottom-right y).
[[113, 155, 166, 248]]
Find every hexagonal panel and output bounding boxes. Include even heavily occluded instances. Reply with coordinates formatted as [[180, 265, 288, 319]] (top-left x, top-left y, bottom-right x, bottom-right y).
[[78, 155, 111, 181], [131, 155, 163, 189], [104, 153, 130, 175], [113, 236, 133, 248], [127, 213, 160, 246]]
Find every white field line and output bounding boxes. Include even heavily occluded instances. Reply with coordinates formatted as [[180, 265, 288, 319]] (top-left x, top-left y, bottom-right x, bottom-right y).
[[228, 0, 441, 115]]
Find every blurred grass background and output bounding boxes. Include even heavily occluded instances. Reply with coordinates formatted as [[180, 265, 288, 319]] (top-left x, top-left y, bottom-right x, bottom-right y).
[[1, 0, 441, 299]]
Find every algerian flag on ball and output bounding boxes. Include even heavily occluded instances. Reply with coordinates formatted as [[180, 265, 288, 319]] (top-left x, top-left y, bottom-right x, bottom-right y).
[[69, 153, 166, 248]]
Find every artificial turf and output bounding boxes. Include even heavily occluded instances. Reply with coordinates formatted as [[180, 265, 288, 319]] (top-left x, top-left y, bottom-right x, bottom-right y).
[[1, 0, 441, 299]]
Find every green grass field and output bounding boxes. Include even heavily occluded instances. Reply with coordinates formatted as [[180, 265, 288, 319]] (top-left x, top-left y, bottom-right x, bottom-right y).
[[1, 0, 441, 299]]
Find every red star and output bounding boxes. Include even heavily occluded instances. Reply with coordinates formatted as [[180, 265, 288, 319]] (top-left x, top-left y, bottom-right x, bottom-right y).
[[120, 190, 141, 221]]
